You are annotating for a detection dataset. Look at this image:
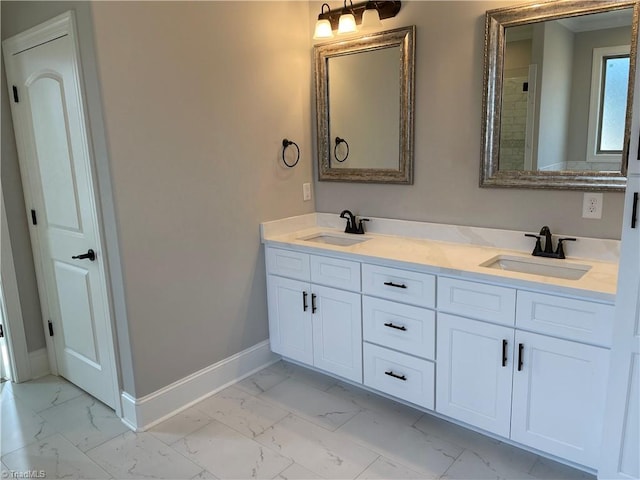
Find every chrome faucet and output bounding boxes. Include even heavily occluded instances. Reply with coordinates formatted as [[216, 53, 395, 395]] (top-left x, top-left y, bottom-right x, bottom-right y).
[[340, 210, 369, 234], [525, 226, 576, 259]]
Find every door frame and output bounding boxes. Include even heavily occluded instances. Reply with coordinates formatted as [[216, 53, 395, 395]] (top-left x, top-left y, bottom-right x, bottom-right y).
[[1, 192, 31, 382], [2, 11, 121, 413]]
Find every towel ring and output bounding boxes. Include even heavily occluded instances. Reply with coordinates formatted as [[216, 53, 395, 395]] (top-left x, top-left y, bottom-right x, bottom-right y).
[[282, 139, 300, 168], [334, 137, 349, 163]]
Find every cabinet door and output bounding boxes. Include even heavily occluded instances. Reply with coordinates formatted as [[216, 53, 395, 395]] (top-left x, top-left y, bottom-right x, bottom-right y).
[[267, 275, 313, 365], [436, 313, 515, 437], [511, 331, 609, 469], [312, 285, 362, 383]]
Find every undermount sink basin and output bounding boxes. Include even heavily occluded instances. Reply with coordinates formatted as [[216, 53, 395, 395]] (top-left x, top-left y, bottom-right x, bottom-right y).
[[480, 255, 591, 280], [300, 233, 370, 247]]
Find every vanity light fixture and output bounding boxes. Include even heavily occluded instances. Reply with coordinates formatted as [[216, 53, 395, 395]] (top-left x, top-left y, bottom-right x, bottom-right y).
[[313, 3, 334, 40], [361, 2, 383, 30], [338, 0, 358, 35], [312, 1, 401, 39]]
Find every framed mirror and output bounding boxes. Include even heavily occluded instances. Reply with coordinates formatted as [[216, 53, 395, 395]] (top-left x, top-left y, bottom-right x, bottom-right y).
[[480, 1, 639, 190], [314, 26, 415, 183]]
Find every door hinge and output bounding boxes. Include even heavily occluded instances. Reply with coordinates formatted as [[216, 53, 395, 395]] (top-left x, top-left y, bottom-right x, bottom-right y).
[[0, 325, 4, 338], [48, 320, 54, 336], [12, 85, 19, 103], [31, 209, 37, 225]]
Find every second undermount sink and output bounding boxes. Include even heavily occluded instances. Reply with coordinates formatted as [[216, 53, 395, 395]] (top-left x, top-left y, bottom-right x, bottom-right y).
[[481, 255, 591, 280], [300, 233, 370, 247]]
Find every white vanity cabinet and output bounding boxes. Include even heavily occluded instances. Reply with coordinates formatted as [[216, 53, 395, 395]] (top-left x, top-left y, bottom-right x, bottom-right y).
[[264, 241, 615, 471], [435, 278, 613, 469], [266, 247, 362, 382]]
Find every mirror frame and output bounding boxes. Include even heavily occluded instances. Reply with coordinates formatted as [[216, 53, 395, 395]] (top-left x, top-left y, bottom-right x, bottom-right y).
[[314, 26, 415, 184], [480, 0, 639, 191]]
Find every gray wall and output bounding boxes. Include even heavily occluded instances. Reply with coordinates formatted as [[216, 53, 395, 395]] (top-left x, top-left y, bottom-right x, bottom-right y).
[[90, 1, 314, 396], [2, 1, 314, 397], [311, 1, 626, 239]]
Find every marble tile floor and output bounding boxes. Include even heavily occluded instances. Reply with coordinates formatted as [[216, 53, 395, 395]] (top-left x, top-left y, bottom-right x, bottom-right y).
[[0, 361, 596, 479]]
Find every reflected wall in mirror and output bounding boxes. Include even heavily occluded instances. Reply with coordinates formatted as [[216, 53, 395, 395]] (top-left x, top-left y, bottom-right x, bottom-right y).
[[315, 26, 415, 183], [481, 1, 639, 190]]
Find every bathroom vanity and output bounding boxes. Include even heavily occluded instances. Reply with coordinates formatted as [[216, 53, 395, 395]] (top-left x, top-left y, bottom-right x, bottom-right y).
[[261, 214, 618, 472]]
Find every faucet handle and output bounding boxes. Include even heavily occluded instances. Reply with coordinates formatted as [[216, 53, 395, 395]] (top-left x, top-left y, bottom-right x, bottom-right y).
[[555, 237, 576, 259], [525, 233, 543, 256], [356, 218, 370, 234]]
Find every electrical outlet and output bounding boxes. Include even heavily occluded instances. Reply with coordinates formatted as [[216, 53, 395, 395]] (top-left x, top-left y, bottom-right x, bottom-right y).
[[303, 183, 311, 201], [582, 193, 603, 219]]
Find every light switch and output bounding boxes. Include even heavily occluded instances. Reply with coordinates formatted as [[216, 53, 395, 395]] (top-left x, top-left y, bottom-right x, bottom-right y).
[[303, 183, 311, 201]]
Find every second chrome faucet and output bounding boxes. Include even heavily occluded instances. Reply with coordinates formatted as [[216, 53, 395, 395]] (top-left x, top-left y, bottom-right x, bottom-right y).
[[340, 210, 369, 234]]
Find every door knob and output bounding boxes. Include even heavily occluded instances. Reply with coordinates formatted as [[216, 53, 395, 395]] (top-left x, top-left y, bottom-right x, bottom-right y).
[[72, 249, 96, 261]]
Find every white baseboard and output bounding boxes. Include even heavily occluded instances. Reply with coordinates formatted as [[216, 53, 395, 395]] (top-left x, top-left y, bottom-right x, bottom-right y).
[[120, 340, 279, 431], [29, 348, 50, 379]]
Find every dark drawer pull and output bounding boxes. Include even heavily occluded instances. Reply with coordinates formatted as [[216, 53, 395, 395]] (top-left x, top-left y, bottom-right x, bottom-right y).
[[384, 370, 407, 381], [302, 291, 308, 312], [502, 339, 508, 367], [384, 281, 407, 289], [384, 322, 407, 331], [518, 343, 524, 371], [311, 293, 317, 313], [631, 192, 638, 229]]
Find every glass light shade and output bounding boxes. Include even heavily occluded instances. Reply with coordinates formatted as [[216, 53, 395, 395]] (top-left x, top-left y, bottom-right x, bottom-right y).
[[313, 19, 334, 39], [337, 13, 357, 34], [361, 8, 382, 30]]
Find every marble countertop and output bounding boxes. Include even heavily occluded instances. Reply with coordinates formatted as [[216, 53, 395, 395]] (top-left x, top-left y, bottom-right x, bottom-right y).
[[261, 214, 619, 303]]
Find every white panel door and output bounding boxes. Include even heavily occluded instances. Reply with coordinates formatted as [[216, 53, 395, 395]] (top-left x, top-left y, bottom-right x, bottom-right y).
[[436, 313, 514, 437], [312, 285, 362, 382], [267, 275, 313, 365], [3, 13, 116, 407], [511, 330, 609, 469]]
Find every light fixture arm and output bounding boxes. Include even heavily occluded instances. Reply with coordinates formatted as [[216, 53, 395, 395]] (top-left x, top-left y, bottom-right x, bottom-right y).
[[318, 0, 401, 30]]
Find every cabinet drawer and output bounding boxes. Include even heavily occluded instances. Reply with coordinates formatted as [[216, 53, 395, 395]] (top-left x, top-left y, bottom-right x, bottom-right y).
[[310, 255, 361, 292], [438, 277, 516, 326], [516, 291, 614, 347], [266, 247, 310, 281], [363, 296, 435, 360], [363, 343, 435, 410], [362, 264, 435, 308]]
